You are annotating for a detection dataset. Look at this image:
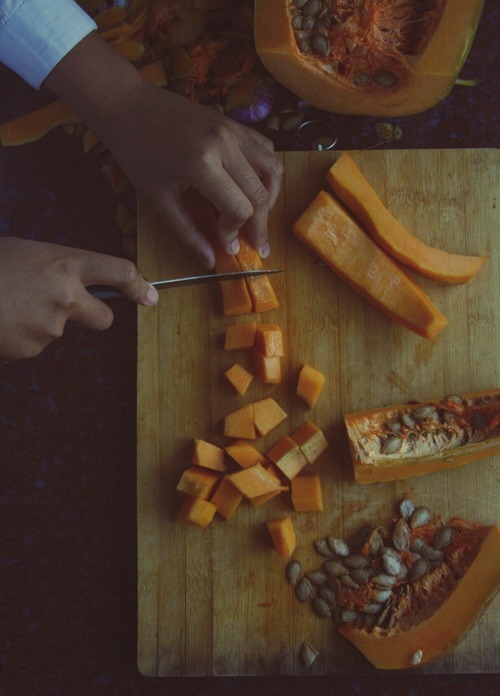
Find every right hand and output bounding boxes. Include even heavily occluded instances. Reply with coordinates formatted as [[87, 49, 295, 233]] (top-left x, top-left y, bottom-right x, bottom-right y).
[[0, 237, 158, 361]]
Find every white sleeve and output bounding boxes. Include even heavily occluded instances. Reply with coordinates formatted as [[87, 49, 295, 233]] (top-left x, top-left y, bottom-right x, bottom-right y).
[[0, 0, 97, 89]]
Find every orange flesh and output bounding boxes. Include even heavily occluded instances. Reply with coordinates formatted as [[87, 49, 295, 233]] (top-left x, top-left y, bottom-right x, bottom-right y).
[[266, 517, 297, 558], [291, 473, 324, 512]]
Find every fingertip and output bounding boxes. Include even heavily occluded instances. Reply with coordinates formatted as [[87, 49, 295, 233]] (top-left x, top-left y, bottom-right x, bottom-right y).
[[258, 241, 271, 259], [142, 284, 159, 307]]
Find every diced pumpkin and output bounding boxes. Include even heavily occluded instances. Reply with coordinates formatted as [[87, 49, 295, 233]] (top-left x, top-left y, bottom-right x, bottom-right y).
[[175, 495, 217, 527], [327, 152, 487, 284], [296, 364, 326, 409], [210, 476, 244, 520], [227, 463, 286, 499], [224, 440, 266, 469], [293, 190, 448, 340], [192, 438, 227, 472], [253, 397, 288, 437], [224, 363, 254, 395], [252, 349, 281, 384], [224, 321, 257, 351], [236, 233, 280, 313], [176, 466, 221, 500], [291, 473, 324, 512], [267, 435, 308, 480], [112, 37, 146, 62], [254, 324, 284, 357], [344, 388, 500, 484], [224, 403, 256, 440], [266, 517, 297, 558], [249, 463, 287, 507], [290, 420, 329, 464]]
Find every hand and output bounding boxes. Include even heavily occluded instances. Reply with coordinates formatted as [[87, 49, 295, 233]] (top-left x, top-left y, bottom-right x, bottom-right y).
[[45, 32, 284, 269], [0, 237, 158, 361]]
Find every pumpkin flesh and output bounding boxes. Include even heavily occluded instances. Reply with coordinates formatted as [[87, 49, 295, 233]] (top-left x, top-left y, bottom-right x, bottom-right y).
[[254, 0, 485, 116]]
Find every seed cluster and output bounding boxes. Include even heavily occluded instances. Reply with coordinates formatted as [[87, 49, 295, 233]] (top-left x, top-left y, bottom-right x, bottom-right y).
[[286, 498, 454, 631]]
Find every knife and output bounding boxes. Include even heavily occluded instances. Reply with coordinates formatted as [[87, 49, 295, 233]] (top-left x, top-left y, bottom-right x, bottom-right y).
[[89, 269, 283, 300]]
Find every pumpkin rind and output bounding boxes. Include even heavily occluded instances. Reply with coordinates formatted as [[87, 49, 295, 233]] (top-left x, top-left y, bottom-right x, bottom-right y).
[[254, 0, 485, 116], [340, 521, 500, 669]]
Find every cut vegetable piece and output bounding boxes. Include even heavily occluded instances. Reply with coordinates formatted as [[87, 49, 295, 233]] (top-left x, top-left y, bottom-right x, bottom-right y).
[[227, 463, 286, 499], [224, 403, 256, 440], [252, 349, 282, 384], [224, 363, 254, 395], [210, 476, 244, 520], [112, 38, 146, 62], [291, 420, 329, 464], [291, 473, 324, 512], [224, 440, 266, 469], [267, 435, 308, 480], [266, 517, 297, 557], [175, 495, 217, 527], [344, 388, 500, 484], [327, 152, 487, 284], [192, 439, 226, 472], [249, 463, 286, 507], [224, 322, 257, 351], [176, 466, 221, 500], [253, 397, 288, 437], [296, 364, 326, 408], [254, 323, 284, 356], [236, 233, 280, 313], [293, 191, 448, 340]]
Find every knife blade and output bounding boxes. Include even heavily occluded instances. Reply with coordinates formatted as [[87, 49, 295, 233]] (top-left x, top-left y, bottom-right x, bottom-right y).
[[89, 269, 283, 300]]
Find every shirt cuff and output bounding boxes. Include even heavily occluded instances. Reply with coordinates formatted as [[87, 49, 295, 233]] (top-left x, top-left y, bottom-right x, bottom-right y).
[[0, 0, 97, 89]]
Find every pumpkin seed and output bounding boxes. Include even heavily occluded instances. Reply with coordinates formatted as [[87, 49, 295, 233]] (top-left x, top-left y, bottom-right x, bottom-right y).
[[410, 649, 423, 666], [296, 576, 314, 602], [323, 559, 348, 577], [344, 553, 370, 569], [410, 537, 426, 552], [363, 602, 383, 614], [341, 574, 360, 590], [402, 413, 416, 430], [327, 536, 350, 557], [363, 612, 378, 629], [300, 641, 319, 667], [286, 559, 302, 586], [410, 506, 432, 528], [381, 435, 403, 454], [311, 596, 332, 618], [374, 71, 399, 87], [292, 0, 308, 8], [350, 524, 375, 550], [303, 0, 321, 18], [311, 33, 329, 58], [341, 609, 358, 622], [303, 15, 316, 31], [395, 564, 409, 582], [350, 566, 369, 585], [434, 525, 453, 549], [306, 570, 328, 586], [365, 527, 386, 556], [414, 405, 438, 420], [399, 498, 416, 520], [291, 14, 303, 29], [373, 572, 397, 589], [393, 517, 411, 551], [314, 538, 334, 557], [352, 72, 371, 87], [382, 549, 403, 576], [372, 588, 393, 603], [411, 557, 430, 583], [317, 585, 337, 607], [387, 421, 403, 435], [298, 37, 311, 53], [442, 394, 463, 405], [313, 19, 330, 37], [421, 545, 443, 562]]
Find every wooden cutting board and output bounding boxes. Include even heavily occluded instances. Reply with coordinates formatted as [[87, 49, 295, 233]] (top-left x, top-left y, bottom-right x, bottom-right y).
[[137, 149, 499, 677]]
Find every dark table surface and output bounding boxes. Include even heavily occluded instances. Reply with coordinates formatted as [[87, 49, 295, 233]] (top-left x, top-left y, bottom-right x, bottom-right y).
[[1, 2, 499, 694]]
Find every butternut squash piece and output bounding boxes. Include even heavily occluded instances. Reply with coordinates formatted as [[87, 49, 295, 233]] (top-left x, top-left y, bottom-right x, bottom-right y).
[[296, 364, 326, 409], [327, 152, 487, 283], [224, 403, 256, 440], [175, 495, 217, 527], [224, 322, 257, 351], [210, 476, 244, 520], [192, 438, 226, 472], [252, 349, 281, 384], [176, 466, 220, 500], [266, 517, 297, 558], [254, 324, 284, 357], [267, 435, 308, 480], [227, 464, 286, 499], [224, 440, 266, 469], [344, 388, 500, 484], [236, 233, 280, 313], [291, 473, 324, 512], [291, 420, 329, 465], [253, 397, 288, 437], [112, 38, 146, 62], [293, 191, 448, 340], [224, 363, 254, 395], [249, 463, 286, 507]]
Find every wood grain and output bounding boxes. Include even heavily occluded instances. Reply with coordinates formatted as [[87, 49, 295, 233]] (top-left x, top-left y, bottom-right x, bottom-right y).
[[137, 149, 499, 676]]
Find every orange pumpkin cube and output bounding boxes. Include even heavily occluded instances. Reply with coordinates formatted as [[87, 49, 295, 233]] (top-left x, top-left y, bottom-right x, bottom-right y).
[[266, 517, 297, 557], [227, 463, 286, 499], [252, 349, 281, 384], [224, 321, 257, 351], [291, 473, 324, 512], [297, 364, 326, 408], [290, 420, 329, 464], [254, 323, 284, 357], [236, 233, 280, 313], [250, 463, 287, 507], [175, 495, 217, 527], [224, 440, 266, 469], [267, 435, 308, 480], [210, 476, 244, 520], [224, 363, 254, 395], [176, 466, 221, 500], [253, 397, 288, 436], [224, 403, 256, 439], [192, 438, 227, 472]]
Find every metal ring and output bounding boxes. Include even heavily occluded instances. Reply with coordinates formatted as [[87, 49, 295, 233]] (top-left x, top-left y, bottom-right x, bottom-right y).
[[294, 119, 339, 151]]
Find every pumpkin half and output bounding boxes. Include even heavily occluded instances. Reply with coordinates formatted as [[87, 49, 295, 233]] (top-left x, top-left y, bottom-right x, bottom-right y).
[[344, 389, 500, 484], [254, 0, 485, 116], [340, 518, 500, 669]]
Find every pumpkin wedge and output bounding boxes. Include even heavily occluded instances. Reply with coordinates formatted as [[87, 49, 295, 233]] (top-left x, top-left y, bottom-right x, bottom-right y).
[[327, 152, 487, 283], [293, 190, 448, 340], [254, 0, 485, 116], [345, 389, 500, 484]]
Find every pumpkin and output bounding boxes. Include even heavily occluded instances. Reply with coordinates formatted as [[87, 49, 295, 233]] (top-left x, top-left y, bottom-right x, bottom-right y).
[[344, 389, 500, 484], [254, 0, 485, 116], [339, 517, 500, 669]]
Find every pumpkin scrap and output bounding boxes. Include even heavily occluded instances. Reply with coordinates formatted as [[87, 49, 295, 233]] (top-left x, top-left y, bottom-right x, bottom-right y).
[[344, 388, 500, 483]]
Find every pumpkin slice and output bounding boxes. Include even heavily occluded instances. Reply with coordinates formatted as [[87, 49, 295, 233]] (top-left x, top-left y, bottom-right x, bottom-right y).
[[327, 152, 487, 283], [340, 517, 500, 669], [293, 190, 448, 340], [254, 0, 485, 116], [344, 389, 500, 484]]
